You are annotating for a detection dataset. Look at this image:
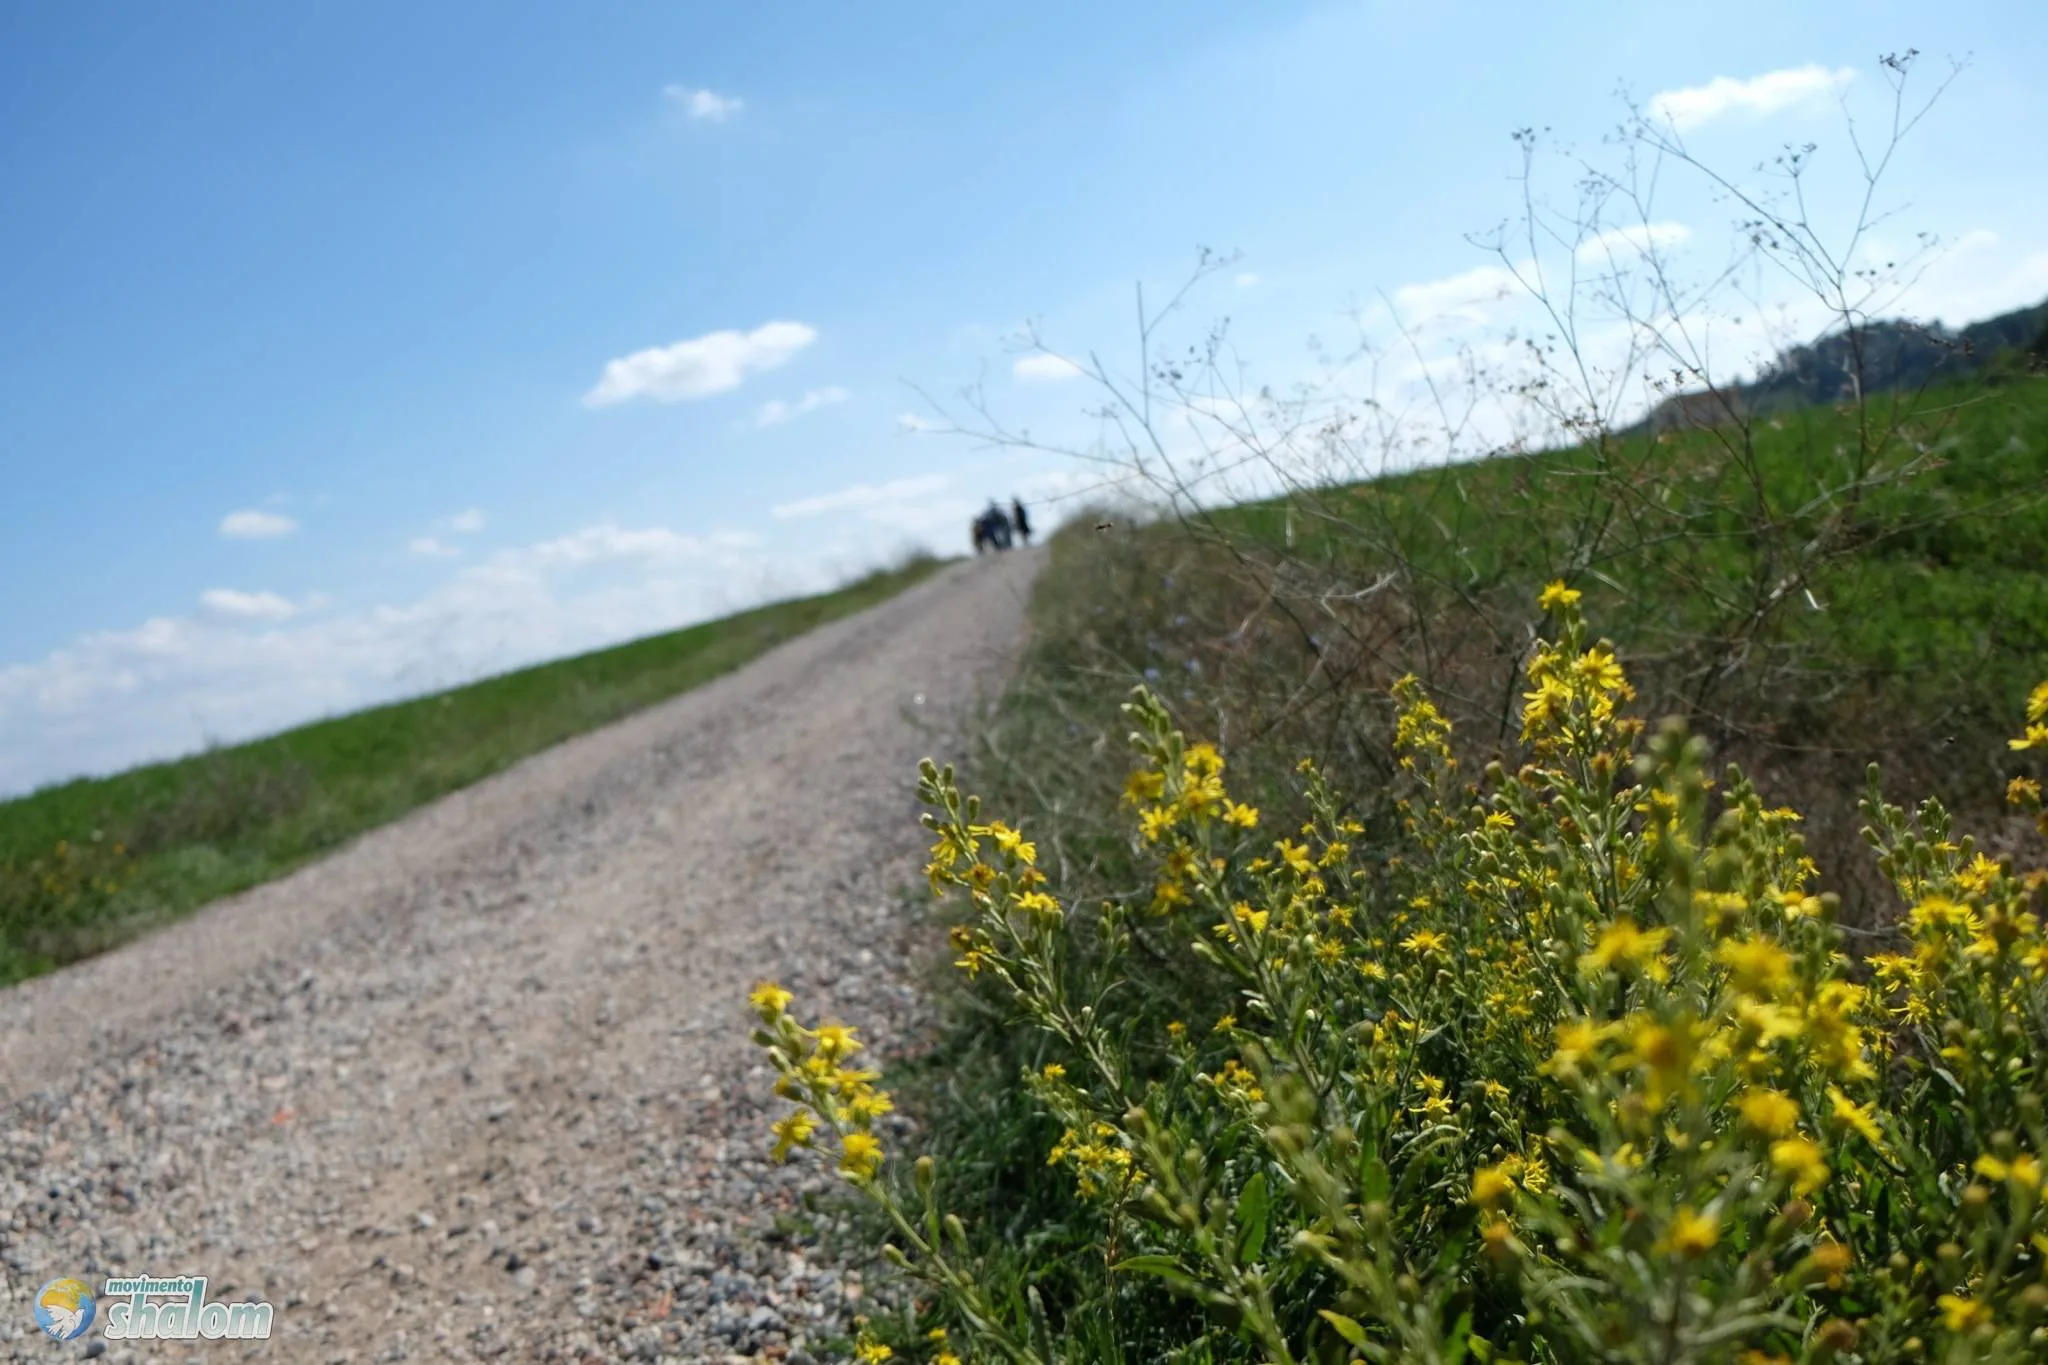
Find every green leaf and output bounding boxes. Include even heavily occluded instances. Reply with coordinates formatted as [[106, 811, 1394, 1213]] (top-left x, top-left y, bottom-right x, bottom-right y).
[[1319, 1309, 1371, 1349], [1112, 1254, 1209, 1299], [1443, 1308, 1474, 1365], [1235, 1171, 1271, 1264], [1358, 1141, 1391, 1206]]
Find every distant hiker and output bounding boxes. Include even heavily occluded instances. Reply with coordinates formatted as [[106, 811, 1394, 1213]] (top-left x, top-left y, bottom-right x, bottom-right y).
[[972, 503, 1010, 554], [981, 500, 1013, 551], [1011, 497, 1032, 546]]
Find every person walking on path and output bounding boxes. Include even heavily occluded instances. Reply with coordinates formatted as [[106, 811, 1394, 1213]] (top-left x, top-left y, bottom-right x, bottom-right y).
[[1011, 497, 1032, 546]]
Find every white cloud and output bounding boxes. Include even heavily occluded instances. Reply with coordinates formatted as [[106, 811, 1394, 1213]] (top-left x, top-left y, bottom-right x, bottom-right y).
[[1647, 64, 1854, 133], [1576, 221, 1693, 261], [583, 321, 818, 408], [199, 588, 297, 621], [896, 411, 943, 434], [513, 523, 752, 569], [1013, 352, 1085, 382], [409, 536, 460, 560], [1890, 233, 2048, 330], [1234, 272, 1260, 289], [0, 519, 789, 796], [664, 84, 743, 122], [755, 385, 851, 428], [447, 508, 486, 534], [771, 473, 953, 520], [1389, 262, 1525, 326], [219, 509, 298, 540]]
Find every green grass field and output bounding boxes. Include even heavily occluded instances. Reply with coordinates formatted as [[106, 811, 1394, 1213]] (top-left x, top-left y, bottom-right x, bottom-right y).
[[863, 371, 2048, 1358], [0, 555, 946, 985]]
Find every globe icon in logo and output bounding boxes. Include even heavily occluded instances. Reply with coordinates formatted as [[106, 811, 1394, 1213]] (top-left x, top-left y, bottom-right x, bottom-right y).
[[33, 1277, 96, 1341]]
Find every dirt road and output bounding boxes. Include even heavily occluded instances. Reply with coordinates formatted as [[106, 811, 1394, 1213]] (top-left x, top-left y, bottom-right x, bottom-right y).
[[0, 550, 1042, 1364]]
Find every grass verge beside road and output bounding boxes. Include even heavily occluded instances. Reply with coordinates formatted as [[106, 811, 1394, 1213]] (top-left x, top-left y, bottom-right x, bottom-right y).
[[0, 554, 947, 985], [866, 375, 2048, 1358]]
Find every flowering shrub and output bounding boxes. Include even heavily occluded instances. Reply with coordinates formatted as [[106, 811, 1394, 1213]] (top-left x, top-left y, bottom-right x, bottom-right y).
[[754, 588, 2048, 1364]]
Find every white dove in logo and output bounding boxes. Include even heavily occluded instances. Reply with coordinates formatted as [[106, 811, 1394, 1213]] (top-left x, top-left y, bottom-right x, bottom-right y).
[[42, 1304, 83, 1340]]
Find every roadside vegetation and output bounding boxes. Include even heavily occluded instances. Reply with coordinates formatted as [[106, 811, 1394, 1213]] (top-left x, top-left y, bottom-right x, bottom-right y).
[[751, 54, 2048, 1363], [0, 553, 943, 984]]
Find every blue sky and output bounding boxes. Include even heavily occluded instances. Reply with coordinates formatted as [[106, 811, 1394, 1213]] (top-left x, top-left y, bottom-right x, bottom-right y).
[[4, 1, 2045, 795]]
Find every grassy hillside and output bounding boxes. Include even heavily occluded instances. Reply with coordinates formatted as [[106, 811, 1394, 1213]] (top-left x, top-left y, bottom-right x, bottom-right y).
[[850, 370, 2048, 1359], [0, 555, 946, 984]]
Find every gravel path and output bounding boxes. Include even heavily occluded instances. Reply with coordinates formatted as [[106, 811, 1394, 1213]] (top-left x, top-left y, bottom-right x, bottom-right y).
[[0, 550, 1042, 1365]]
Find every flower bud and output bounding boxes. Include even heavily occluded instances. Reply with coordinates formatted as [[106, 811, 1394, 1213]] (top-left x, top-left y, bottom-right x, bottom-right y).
[[1814, 1319, 1857, 1356]]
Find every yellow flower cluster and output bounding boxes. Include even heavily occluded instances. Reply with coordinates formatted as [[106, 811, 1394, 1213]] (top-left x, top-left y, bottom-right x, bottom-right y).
[[752, 982, 893, 1183], [748, 595, 2048, 1365]]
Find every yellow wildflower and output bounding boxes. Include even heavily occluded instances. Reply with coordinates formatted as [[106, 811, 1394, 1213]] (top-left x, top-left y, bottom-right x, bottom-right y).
[[1908, 895, 1979, 936], [1471, 1164, 1515, 1208], [1138, 805, 1179, 843], [1769, 1136, 1829, 1195], [1659, 1206, 1719, 1259], [812, 1022, 862, 1063], [1276, 840, 1314, 875], [1571, 646, 1631, 697], [1538, 580, 1581, 611], [749, 981, 793, 1019], [1974, 1152, 2043, 1191], [839, 1131, 884, 1180], [1402, 929, 1449, 956], [770, 1109, 816, 1161], [1582, 919, 1671, 980], [1544, 1018, 1611, 1075], [1826, 1087, 1888, 1151], [1938, 1293, 1990, 1333], [1716, 937, 1794, 997], [1736, 1088, 1801, 1138], [1122, 769, 1165, 806]]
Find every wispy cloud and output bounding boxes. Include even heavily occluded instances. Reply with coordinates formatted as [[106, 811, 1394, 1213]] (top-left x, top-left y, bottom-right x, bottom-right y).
[[1013, 352, 1085, 382], [218, 509, 298, 540], [896, 411, 943, 434], [409, 536, 461, 560], [0, 520, 787, 796], [1389, 262, 1524, 326], [1234, 272, 1261, 289], [583, 321, 818, 408], [1647, 64, 1854, 133], [199, 588, 298, 621], [1576, 221, 1693, 261], [771, 473, 953, 520], [664, 84, 743, 122], [447, 508, 486, 534], [755, 385, 851, 428], [510, 523, 755, 569]]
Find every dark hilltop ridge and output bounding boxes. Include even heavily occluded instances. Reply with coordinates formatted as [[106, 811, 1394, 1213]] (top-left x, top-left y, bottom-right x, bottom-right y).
[[1635, 292, 2048, 435]]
